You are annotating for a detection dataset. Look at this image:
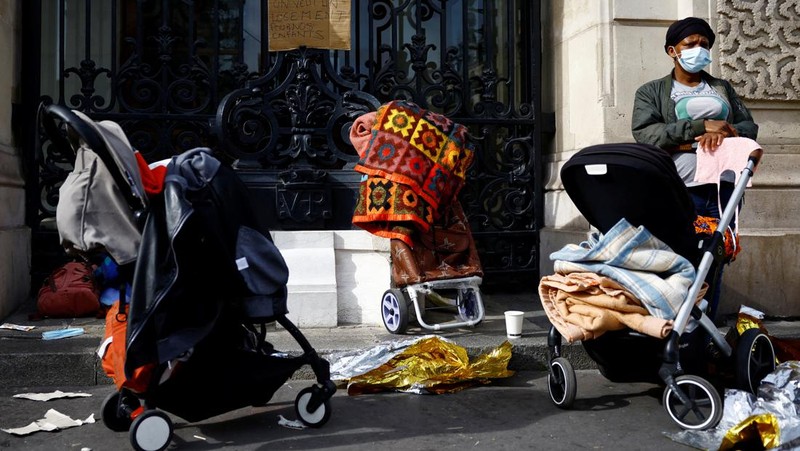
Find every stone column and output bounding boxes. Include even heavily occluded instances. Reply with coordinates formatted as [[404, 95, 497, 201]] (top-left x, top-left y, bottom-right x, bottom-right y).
[[0, 1, 31, 320], [540, 0, 800, 317]]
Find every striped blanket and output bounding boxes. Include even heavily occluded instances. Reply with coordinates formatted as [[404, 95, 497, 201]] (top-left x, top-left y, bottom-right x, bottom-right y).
[[550, 218, 697, 320]]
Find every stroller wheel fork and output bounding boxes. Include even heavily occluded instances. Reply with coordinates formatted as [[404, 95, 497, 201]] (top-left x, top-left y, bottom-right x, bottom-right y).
[[305, 380, 337, 412]]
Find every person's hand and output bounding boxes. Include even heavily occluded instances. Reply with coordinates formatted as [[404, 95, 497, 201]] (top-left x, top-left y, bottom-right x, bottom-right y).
[[696, 120, 738, 150], [695, 132, 727, 150]]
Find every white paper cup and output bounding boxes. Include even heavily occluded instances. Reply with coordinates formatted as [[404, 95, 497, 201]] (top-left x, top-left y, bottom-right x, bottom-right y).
[[504, 310, 524, 339]]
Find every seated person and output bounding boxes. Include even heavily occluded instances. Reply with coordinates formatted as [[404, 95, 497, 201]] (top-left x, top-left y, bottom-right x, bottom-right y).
[[630, 16, 759, 318]]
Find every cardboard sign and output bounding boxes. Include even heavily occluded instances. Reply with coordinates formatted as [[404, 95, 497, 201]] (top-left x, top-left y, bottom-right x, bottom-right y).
[[268, 0, 351, 51]]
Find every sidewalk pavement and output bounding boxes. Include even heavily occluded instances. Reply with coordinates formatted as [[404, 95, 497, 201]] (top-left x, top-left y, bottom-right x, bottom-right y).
[[1, 288, 798, 387]]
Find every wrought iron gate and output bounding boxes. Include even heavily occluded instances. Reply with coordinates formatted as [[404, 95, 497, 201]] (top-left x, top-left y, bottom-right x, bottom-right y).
[[21, 0, 545, 288]]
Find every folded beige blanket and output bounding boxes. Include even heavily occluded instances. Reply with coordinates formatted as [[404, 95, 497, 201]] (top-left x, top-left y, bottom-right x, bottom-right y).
[[538, 272, 674, 343]]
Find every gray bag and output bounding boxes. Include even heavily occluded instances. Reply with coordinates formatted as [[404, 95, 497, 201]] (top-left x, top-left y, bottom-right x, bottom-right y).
[[56, 111, 146, 265]]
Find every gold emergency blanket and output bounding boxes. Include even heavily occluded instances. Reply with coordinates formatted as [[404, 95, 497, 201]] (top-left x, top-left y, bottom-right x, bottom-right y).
[[329, 336, 514, 395], [719, 413, 780, 451]]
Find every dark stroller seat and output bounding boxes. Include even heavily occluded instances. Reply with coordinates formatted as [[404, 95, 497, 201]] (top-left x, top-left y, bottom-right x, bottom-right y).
[[40, 103, 336, 451], [543, 142, 774, 431]]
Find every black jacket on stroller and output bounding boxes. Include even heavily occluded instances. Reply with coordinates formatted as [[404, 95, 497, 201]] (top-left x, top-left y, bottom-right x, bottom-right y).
[[124, 148, 313, 422], [126, 148, 289, 376]]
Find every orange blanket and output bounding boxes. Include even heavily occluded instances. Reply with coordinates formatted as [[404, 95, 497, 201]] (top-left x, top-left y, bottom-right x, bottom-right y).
[[538, 272, 674, 343]]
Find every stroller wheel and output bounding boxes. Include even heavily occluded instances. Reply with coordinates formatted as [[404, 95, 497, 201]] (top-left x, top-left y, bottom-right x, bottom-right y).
[[381, 289, 409, 334], [547, 357, 577, 408], [736, 328, 776, 393], [129, 410, 173, 451], [662, 375, 722, 430], [101, 391, 138, 432], [295, 387, 332, 428]]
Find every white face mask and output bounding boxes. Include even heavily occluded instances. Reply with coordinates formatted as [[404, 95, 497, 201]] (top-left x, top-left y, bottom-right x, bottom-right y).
[[674, 46, 712, 73]]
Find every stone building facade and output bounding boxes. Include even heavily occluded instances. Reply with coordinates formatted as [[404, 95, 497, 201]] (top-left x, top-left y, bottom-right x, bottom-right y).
[[0, 2, 30, 320]]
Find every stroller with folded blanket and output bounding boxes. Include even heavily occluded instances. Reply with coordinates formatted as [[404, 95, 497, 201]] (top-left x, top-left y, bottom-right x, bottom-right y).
[[350, 100, 485, 334], [540, 142, 776, 431], [40, 103, 336, 451]]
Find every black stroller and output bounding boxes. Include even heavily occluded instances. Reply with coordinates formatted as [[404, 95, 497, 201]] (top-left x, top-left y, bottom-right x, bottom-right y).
[[543, 143, 776, 431], [40, 104, 336, 451]]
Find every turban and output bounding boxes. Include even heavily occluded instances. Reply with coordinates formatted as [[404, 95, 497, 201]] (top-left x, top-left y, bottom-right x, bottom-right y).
[[664, 17, 715, 53]]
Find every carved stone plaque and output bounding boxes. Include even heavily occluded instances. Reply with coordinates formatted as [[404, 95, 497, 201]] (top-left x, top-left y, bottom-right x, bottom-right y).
[[717, 0, 800, 100]]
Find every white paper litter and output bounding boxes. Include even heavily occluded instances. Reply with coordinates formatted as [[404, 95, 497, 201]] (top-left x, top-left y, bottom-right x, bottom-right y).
[[13, 390, 92, 402], [2, 409, 95, 436], [739, 305, 765, 319], [0, 323, 35, 332], [277, 415, 306, 430]]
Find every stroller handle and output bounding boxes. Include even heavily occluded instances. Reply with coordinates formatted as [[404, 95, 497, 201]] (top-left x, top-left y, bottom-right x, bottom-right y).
[[39, 103, 148, 215]]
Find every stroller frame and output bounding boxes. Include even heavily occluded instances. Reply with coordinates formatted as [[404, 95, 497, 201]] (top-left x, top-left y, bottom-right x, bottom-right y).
[[40, 103, 337, 450], [545, 143, 775, 431]]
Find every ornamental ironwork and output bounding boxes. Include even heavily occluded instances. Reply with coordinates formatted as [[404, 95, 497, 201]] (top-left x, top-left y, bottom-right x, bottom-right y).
[[22, 0, 544, 286]]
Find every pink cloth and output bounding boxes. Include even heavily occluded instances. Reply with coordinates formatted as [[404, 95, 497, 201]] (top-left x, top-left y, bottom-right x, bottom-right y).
[[349, 112, 377, 158], [694, 137, 761, 187]]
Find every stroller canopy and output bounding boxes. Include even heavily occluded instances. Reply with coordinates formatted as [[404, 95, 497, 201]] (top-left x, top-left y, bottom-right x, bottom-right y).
[[560, 143, 698, 261]]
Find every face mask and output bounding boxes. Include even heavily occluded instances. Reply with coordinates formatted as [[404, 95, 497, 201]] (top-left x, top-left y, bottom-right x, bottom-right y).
[[676, 47, 712, 73], [42, 327, 85, 340]]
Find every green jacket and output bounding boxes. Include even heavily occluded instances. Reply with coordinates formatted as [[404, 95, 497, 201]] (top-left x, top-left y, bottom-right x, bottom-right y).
[[631, 71, 758, 150]]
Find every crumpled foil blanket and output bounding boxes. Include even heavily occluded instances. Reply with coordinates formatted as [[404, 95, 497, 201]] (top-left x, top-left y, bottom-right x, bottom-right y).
[[328, 335, 514, 395], [666, 361, 800, 450]]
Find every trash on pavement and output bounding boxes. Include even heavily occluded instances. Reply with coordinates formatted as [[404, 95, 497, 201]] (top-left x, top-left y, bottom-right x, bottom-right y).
[[13, 390, 92, 402], [277, 415, 306, 430], [665, 361, 800, 449], [0, 323, 36, 332], [1, 409, 95, 436], [328, 335, 514, 395], [41, 327, 85, 340]]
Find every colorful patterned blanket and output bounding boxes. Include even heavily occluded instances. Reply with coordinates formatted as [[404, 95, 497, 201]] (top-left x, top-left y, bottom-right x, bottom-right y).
[[352, 100, 475, 245]]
